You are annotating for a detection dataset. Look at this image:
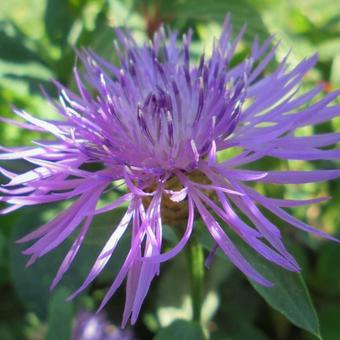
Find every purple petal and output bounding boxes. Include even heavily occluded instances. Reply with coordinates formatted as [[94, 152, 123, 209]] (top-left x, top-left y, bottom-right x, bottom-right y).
[[192, 193, 273, 287]]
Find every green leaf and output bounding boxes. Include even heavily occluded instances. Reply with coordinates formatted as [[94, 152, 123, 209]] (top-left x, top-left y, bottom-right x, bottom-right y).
[[250, 273, 320, 339], [0, 20, 45, 63], [0, 231, 10, 285], [0, 21, 54, 96], [108, 0, 145, 30], [310, 243, 340, 297], [228, 322, 270, 340], [318, 305, 340, 340], [9, 206, 88, 318], [46, 287, 74, 340], [159, 0, 270, 43], [330, 53, 340, 87], [155, 319, 205, 340], [44, 0, 78, 46], [0, 0, 47, 39], [198, 224, 321, 338], [152, 254, 191, 331], [10, 204, 130, 318]]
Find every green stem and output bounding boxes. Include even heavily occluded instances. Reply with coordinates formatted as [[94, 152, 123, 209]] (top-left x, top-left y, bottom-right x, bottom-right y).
[[187, 238, 205, 323]]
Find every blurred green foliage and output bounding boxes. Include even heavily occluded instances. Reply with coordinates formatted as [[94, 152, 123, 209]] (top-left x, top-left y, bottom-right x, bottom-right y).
[[0, 0, 339, 339]]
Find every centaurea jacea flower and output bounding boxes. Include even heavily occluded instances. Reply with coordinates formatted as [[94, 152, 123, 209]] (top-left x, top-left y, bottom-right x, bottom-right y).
[[1, 17, 339, 326]]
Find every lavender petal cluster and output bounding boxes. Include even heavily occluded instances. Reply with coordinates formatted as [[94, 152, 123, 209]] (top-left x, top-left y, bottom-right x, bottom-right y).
[[1, 17, 339, 326]]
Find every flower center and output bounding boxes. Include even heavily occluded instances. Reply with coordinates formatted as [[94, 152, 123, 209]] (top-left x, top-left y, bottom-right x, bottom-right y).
[[143, 170, 213, 225]]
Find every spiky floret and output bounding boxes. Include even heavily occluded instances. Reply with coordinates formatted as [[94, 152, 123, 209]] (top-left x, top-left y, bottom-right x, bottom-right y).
[[1, 17, 339, 326]]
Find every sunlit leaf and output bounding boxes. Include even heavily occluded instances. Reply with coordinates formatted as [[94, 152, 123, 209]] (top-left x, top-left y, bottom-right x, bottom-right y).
[[46, 287, 74, 340], [154, 319, 205, 340], [158, 0, 270, 43], [198, 223, 321, 338]]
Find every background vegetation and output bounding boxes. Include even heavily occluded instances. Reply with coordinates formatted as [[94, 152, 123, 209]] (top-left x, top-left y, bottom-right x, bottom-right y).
[[0, 0, 339, 339]]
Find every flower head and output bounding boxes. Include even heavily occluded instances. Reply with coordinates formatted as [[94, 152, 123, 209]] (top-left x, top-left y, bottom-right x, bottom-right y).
[[72, 310, 136, 340], [1, 17, 339, 326]]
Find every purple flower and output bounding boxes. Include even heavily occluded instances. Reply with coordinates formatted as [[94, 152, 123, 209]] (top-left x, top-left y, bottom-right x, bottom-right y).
[[1, 17, 339, 326], [72, 310, 136, 340]]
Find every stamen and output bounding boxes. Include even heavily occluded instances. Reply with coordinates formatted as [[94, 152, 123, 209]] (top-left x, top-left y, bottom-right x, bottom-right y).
[[154, 58, 168, 85], [166, 110, 174, 146], [190, 139, 200, 164], [198, 53, 205, 75], [194, 77, 205, 124], [183, 35, 190, 67], [60, 89, 84, 111], [137, 105, 154, 144], [208, 140, 217, 166], [184, 66, 191, 95]]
